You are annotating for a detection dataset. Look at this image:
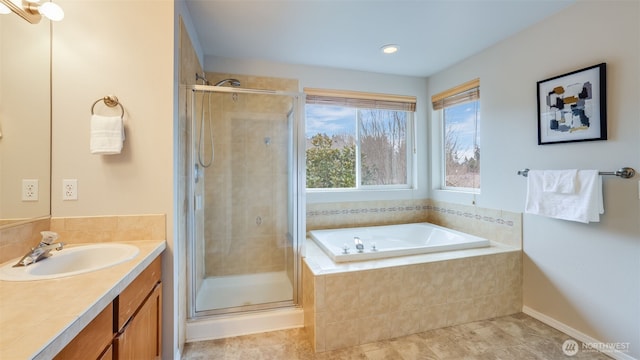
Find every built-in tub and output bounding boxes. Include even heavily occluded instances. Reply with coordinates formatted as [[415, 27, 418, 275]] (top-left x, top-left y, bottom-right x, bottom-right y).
[[308, 222, 490, 262]]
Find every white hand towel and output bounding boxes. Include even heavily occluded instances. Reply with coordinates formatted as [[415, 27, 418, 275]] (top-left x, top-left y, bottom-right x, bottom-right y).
[[90, 115, 124, 154], [543, 169, 577, 193], [525, 169, 603, 223]]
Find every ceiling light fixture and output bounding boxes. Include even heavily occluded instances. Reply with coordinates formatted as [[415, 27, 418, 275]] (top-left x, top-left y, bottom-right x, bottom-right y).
[[0, 2, 11, 14], [381, 44, 399, 54], [0, 0, 64, 23]]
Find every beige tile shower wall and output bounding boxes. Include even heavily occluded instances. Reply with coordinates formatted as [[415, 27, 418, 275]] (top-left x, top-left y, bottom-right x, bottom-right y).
[[303, 251, 522, 352], [49, 214, 166, 243], [306, 199, 431, 232], [203, 74, 298, 277], [0, 218, 50, 264], [427, 200, 522, 248]]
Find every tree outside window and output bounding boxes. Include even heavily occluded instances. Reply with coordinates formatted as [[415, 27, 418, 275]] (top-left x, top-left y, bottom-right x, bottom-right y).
[[443, 100, 480, 189], [432, 79, 480, 191], [305, 103, 413, 190]]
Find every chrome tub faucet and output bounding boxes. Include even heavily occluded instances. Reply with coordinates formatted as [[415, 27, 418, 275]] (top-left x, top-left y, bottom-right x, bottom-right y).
[[354, 236, 364, 253]]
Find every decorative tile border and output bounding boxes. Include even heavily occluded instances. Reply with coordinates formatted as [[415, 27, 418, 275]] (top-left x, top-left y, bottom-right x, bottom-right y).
[[306, 200, 430, 232], [426, 204, 515, 227], [306, 199, 522, 248], [306, 201, 516, 228], [307, 205, 429, 217]]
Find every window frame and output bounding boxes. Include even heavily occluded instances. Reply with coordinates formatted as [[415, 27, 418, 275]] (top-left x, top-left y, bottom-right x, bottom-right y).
[[304, 88, 417, 192], [431, 79, 481, 193]]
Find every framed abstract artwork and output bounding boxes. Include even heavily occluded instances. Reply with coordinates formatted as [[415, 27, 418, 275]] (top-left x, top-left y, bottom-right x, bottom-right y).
[[537, 63, 607, 145]]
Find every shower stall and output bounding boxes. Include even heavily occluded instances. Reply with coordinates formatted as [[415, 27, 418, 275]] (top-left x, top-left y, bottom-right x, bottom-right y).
[[187, 80, 304, 319]]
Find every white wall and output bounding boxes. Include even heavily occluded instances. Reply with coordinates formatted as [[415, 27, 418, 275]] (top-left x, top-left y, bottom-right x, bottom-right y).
[[51, 0, 176, 357], [205, 56, 430, 203], [428, 1, 639, 358]]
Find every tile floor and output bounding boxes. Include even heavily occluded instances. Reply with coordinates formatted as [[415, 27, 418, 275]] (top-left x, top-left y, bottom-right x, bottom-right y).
[[183, 313, 613, 359]]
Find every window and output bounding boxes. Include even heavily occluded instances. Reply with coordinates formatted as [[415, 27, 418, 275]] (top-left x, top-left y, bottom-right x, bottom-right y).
[[432, 79, 480, 191], [305, 88, 416, 190]]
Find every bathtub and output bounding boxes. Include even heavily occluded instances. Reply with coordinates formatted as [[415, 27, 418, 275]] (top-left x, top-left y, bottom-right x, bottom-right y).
[[308, 222, 490, 262]]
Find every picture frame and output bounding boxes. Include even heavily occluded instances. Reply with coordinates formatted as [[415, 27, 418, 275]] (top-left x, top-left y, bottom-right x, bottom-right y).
[[537, 63, 606, 145]]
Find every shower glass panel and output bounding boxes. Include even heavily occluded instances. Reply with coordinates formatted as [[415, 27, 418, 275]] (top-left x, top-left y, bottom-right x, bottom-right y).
[[189, 86, 302, 316]]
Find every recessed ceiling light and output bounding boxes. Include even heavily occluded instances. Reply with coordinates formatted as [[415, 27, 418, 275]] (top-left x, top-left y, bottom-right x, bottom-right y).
[[381, 44, 399, 54]]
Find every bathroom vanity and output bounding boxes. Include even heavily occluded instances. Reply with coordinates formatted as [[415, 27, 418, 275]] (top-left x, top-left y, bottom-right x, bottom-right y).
[[0, 240, 165, 359]]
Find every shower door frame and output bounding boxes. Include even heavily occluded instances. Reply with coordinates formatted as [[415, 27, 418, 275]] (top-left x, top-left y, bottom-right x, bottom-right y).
[[186, 85, 306, 319]]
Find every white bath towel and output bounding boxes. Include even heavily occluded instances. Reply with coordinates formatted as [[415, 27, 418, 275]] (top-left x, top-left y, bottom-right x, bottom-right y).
[[525, 169, 603, 223], [543, 169, 577, 194], [90, 114, 124, 154]]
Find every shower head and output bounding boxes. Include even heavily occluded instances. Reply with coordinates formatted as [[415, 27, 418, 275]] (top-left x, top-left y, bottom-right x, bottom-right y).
[[214, 78, 241, 87]]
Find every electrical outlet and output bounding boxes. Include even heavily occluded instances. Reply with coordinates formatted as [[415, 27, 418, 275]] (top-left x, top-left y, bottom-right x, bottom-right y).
[[63, 179, 78, 201], [22, 179, 39, 201]]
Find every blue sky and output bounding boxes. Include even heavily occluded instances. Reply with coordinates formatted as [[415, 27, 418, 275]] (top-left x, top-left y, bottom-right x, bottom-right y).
[[444, 101, 480, 160], [305, 104, 355, 138]]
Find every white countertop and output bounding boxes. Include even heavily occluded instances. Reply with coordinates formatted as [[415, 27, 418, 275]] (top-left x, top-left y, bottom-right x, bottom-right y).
[[0, 240, 166, 360]]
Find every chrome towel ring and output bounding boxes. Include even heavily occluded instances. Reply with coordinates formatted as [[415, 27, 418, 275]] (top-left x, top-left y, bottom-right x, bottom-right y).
[[91, 95, 124, 119]]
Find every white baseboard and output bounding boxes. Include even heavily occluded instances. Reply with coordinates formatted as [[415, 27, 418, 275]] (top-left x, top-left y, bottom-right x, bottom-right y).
[[186, 308, 304, 343], [523, 306, 636, 360]]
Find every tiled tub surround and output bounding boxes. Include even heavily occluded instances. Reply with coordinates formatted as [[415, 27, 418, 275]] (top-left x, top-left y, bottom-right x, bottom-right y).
[[307, 199, 522, 249], [427, 200, 522, 249], [302, 239, 522, 352], [304, 200, 522, 351]]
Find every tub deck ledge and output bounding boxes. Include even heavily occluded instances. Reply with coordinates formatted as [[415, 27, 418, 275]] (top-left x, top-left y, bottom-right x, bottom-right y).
[[303, 238, 519, 276]]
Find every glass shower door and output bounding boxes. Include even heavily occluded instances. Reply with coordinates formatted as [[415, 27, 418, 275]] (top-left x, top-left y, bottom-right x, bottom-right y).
[[189, 87, 301, 316]]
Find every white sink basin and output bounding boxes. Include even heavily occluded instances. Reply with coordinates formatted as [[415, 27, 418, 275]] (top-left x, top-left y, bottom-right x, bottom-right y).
[[0, 243, 139, 281]]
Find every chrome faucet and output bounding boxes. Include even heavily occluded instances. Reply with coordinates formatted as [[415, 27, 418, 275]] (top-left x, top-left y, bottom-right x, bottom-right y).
[[13, 231, 65, 267], [354, 236, 364, 253]]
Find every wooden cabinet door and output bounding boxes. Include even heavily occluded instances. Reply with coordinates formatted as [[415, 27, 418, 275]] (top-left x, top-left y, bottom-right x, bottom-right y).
[[53, 303, 114, 360], [98, 345, 113, 360], [114, 282, 162, 359]]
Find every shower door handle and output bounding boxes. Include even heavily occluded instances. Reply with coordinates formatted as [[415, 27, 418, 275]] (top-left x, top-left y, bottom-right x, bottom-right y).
[[194, 164, 201, 183]]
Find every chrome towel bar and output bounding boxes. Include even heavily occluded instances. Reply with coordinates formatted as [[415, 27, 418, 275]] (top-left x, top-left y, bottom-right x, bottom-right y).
[[517, 167, 636, 179]]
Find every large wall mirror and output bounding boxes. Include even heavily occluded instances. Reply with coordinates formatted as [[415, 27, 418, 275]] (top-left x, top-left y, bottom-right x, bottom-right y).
[[0, 12, 51, 227]]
